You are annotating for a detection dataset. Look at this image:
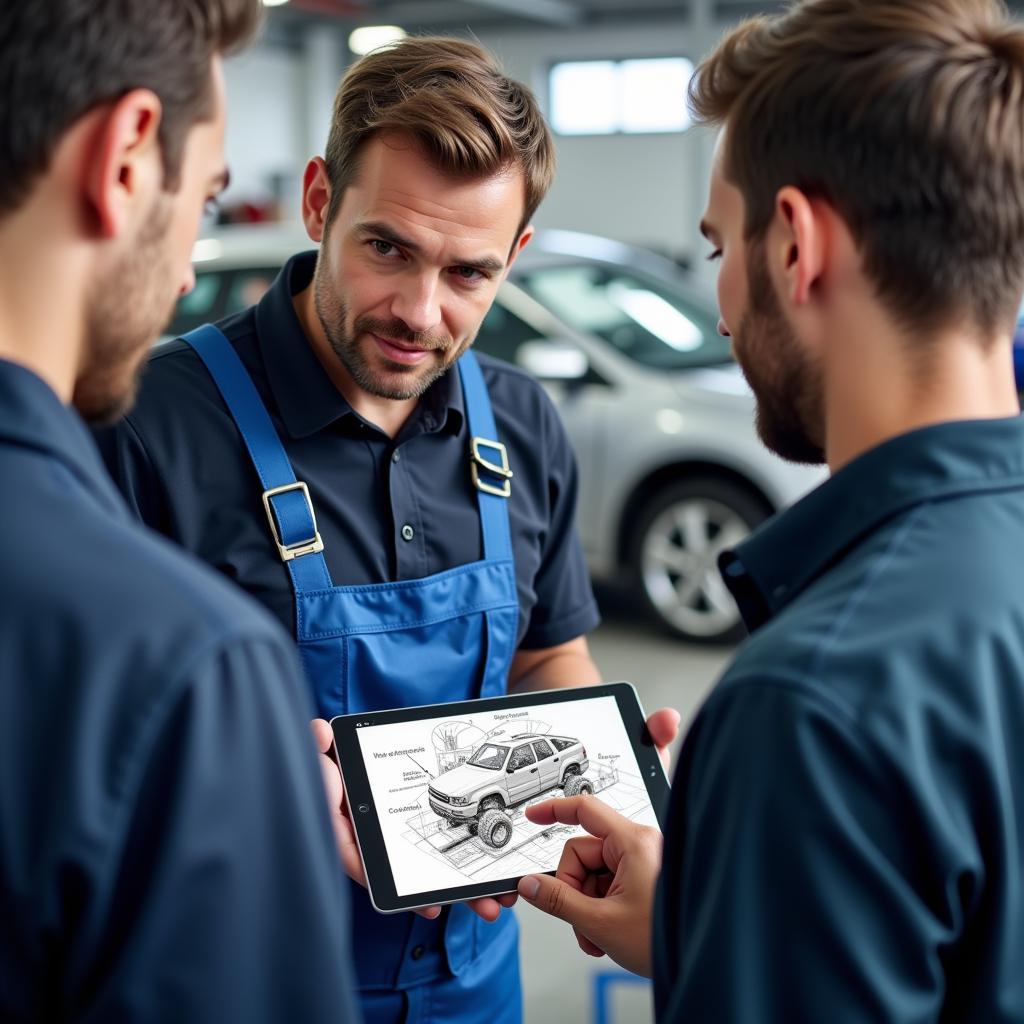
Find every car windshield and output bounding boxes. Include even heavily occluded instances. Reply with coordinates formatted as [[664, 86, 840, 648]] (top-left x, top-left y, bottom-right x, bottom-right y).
[[513, 262, 732, 371], [467, 743, 509, 770]]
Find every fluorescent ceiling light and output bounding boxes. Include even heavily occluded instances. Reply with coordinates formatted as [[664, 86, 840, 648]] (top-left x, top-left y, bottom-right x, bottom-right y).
[[349, 25, 407, 56], [263, 0, 289, 7]]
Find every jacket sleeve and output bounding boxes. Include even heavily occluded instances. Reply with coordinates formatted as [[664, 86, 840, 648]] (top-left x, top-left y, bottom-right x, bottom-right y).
[[654, 677, 954, 1024], [74, 633, 357, 1024]]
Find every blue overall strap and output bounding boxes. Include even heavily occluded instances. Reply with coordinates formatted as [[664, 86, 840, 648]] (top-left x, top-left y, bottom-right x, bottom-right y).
[[182, 324, 332, 593], [457, 350, 513, 563]]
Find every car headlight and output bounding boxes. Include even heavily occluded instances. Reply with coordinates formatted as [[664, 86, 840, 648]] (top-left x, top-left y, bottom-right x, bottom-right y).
[[449, 795, 471, 806]]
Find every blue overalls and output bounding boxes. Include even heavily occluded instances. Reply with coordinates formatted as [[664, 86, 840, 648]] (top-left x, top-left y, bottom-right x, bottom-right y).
[[183, 325, 523, 1024]]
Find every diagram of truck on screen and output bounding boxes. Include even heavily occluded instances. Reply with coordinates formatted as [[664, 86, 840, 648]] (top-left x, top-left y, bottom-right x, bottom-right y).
[[427, 733, 594, 849]]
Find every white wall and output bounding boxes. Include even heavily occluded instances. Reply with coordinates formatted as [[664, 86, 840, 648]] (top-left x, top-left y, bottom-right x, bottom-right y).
[[476, 20, 720, 275]]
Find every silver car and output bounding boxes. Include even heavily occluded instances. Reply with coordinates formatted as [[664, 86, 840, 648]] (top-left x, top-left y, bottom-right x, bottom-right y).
[[167, 226, 823, 643]]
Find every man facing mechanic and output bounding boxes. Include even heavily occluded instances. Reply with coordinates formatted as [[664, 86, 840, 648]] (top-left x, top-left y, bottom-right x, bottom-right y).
[[515, 1, 1024, 1021], [0, 1, 359, 1020], [96, 36, 678, 1024]]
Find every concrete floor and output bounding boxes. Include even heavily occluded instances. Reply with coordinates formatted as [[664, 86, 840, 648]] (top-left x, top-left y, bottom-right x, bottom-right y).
[[516, 588, 733, 1024]]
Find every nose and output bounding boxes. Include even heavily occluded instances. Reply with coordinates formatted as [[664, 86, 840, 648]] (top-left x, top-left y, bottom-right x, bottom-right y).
[[717, 317, 731, 338], [390, 274, 442, 335], [178, 265, 196, 298]]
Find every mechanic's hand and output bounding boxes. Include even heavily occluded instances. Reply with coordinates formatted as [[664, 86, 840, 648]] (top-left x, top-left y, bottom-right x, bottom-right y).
[[310, 720, 516, 923], [645, 707, 682, 773], [516, 794, 662, 977]]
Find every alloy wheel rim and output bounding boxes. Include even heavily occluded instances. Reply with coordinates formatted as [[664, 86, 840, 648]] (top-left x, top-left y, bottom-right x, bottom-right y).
[[641, 496, 749, 637]]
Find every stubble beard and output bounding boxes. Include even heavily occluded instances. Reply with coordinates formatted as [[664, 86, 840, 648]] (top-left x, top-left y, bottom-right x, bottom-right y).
[[735, 240, 826, 465], [76, 195, 177, 424], [312, 251, 472, 402]]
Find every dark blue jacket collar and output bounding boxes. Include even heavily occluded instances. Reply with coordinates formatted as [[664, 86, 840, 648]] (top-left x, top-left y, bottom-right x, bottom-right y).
[[254, 251, 465, 441], [0, 358, 128, 519], [720, 415, 1024, 630]]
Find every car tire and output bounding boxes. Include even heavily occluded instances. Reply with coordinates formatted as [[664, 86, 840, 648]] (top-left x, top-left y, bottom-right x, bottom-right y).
[[560, 765, 581, 789], [563, 775, 594, 798], [479, 795, 505, 814], [478, 809, 514, 849], [630, 477, 769, 644]]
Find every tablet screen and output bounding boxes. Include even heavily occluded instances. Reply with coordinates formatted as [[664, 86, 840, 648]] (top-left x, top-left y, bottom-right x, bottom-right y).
[[352, 691, 661, 899]]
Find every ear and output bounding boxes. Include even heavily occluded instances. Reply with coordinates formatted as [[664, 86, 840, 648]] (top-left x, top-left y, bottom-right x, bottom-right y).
[[302, 157, 332, 243], [505, 224, 534, 274], [772, 186, 826, 307], [85, 89, 163, 239]]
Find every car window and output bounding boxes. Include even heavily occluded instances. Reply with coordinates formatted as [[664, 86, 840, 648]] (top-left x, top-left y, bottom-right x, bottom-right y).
[[169, 271, 224, 337], [473, 299, 541, 367], [550, 737, 574, 752], [468, 743, 509, 770], [532, 739, 554, 759], [508, 744, 537, 771], [224, 268, 277, 316], [513, 263, 730, 371]]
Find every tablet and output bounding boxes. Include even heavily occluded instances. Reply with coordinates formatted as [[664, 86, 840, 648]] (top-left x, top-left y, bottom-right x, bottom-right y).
[[331, 682, 670, 914]]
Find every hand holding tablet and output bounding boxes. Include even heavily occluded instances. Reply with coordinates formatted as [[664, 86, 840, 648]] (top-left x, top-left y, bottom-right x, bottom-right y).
[[328, 682, 671, 915]]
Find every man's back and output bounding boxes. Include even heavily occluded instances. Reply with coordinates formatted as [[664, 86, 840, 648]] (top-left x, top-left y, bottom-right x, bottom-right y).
[[0, 359, 357, 1021], [656, 417, 1024, 1022]]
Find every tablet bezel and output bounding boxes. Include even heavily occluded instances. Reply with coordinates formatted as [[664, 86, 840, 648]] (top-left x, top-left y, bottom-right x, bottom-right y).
[[331, 681, 671, 914]]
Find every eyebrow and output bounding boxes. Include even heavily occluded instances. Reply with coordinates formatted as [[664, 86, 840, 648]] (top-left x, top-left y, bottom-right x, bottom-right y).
[[357, 220, 507, 274]]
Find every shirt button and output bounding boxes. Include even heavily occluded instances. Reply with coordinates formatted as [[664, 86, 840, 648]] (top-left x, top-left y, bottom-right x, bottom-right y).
[[391, 450, 401, 464], [401, 524, 415, 542], [411, 944, 425, 960]]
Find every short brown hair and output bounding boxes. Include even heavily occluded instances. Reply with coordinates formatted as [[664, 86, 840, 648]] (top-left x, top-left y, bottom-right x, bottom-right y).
[[0, 0, 262, 216], [691, 0, 1024, 333], [324, 36, 556, 240]]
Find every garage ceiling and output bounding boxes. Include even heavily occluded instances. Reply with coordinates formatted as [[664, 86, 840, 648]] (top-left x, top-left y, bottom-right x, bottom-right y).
[[268, 0, 787, 37]]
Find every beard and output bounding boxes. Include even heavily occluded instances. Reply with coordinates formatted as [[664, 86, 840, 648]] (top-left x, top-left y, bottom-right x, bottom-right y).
[[75, 196, 177, 424], [312, 246, 472, 402], [734, 239, 826, 465]]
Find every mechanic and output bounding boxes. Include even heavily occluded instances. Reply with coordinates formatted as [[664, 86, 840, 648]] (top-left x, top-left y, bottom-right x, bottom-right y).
[[94, 35, 679, 1024], [0, 1, 358, 1020], [515, 1, 1024, 1021]]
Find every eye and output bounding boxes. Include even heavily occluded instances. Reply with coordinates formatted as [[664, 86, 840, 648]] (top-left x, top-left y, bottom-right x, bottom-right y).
[[370, 239, 399, 258], [706, 249, 723, 263], [451, 266, 486, 283]]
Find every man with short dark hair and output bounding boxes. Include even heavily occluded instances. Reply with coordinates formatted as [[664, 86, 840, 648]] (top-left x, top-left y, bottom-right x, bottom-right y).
[[0, 3, 357, 1019], [95, 34, 680, 1024], [516, 1, 1024, 1021]]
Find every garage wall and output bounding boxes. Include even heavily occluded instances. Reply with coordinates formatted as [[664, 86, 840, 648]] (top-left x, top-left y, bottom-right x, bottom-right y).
[[476, 20, 717, 271]]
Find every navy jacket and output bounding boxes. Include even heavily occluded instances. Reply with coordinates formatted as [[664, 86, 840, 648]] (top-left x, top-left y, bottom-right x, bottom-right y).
[[655, 417, 1024, 1023], [0, 359, 357, 1022]]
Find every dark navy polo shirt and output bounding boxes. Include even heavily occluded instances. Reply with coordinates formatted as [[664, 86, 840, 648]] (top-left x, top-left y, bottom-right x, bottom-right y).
[[654, 416, 1024, 1023], [94, 251, 599, 650], [0, 359, 357, 1022]]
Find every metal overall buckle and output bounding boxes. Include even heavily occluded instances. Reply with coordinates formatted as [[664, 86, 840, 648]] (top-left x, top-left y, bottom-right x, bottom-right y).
[[261, 481, 325, 561], [470, 436, 513, 498]]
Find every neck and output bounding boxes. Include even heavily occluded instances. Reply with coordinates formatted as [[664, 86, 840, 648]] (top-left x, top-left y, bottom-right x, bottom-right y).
[[293, 283, 418, 439], [0, 194, 87, 404], [823, 306, 1020, 472]]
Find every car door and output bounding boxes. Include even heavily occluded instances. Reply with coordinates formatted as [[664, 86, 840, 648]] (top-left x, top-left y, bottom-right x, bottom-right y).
[[505, 742, 541, 805], [531, 739, 560, 793]]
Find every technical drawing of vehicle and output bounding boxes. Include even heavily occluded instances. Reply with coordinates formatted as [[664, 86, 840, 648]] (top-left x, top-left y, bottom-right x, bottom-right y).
[[427, 733, 592, 849]]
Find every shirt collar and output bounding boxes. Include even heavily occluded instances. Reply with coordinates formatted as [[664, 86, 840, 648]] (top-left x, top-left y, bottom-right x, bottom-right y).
[[719, 415, 1024, 631], [254, 251, 465, 440], [0, 358, 129, 519]]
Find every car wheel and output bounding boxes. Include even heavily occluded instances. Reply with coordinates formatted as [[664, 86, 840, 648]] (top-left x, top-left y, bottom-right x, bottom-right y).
[[560, 765, 581, 789], [478, 809, 514, 849], [631, 478, 769, 644], [563, 775, 594, 798]]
